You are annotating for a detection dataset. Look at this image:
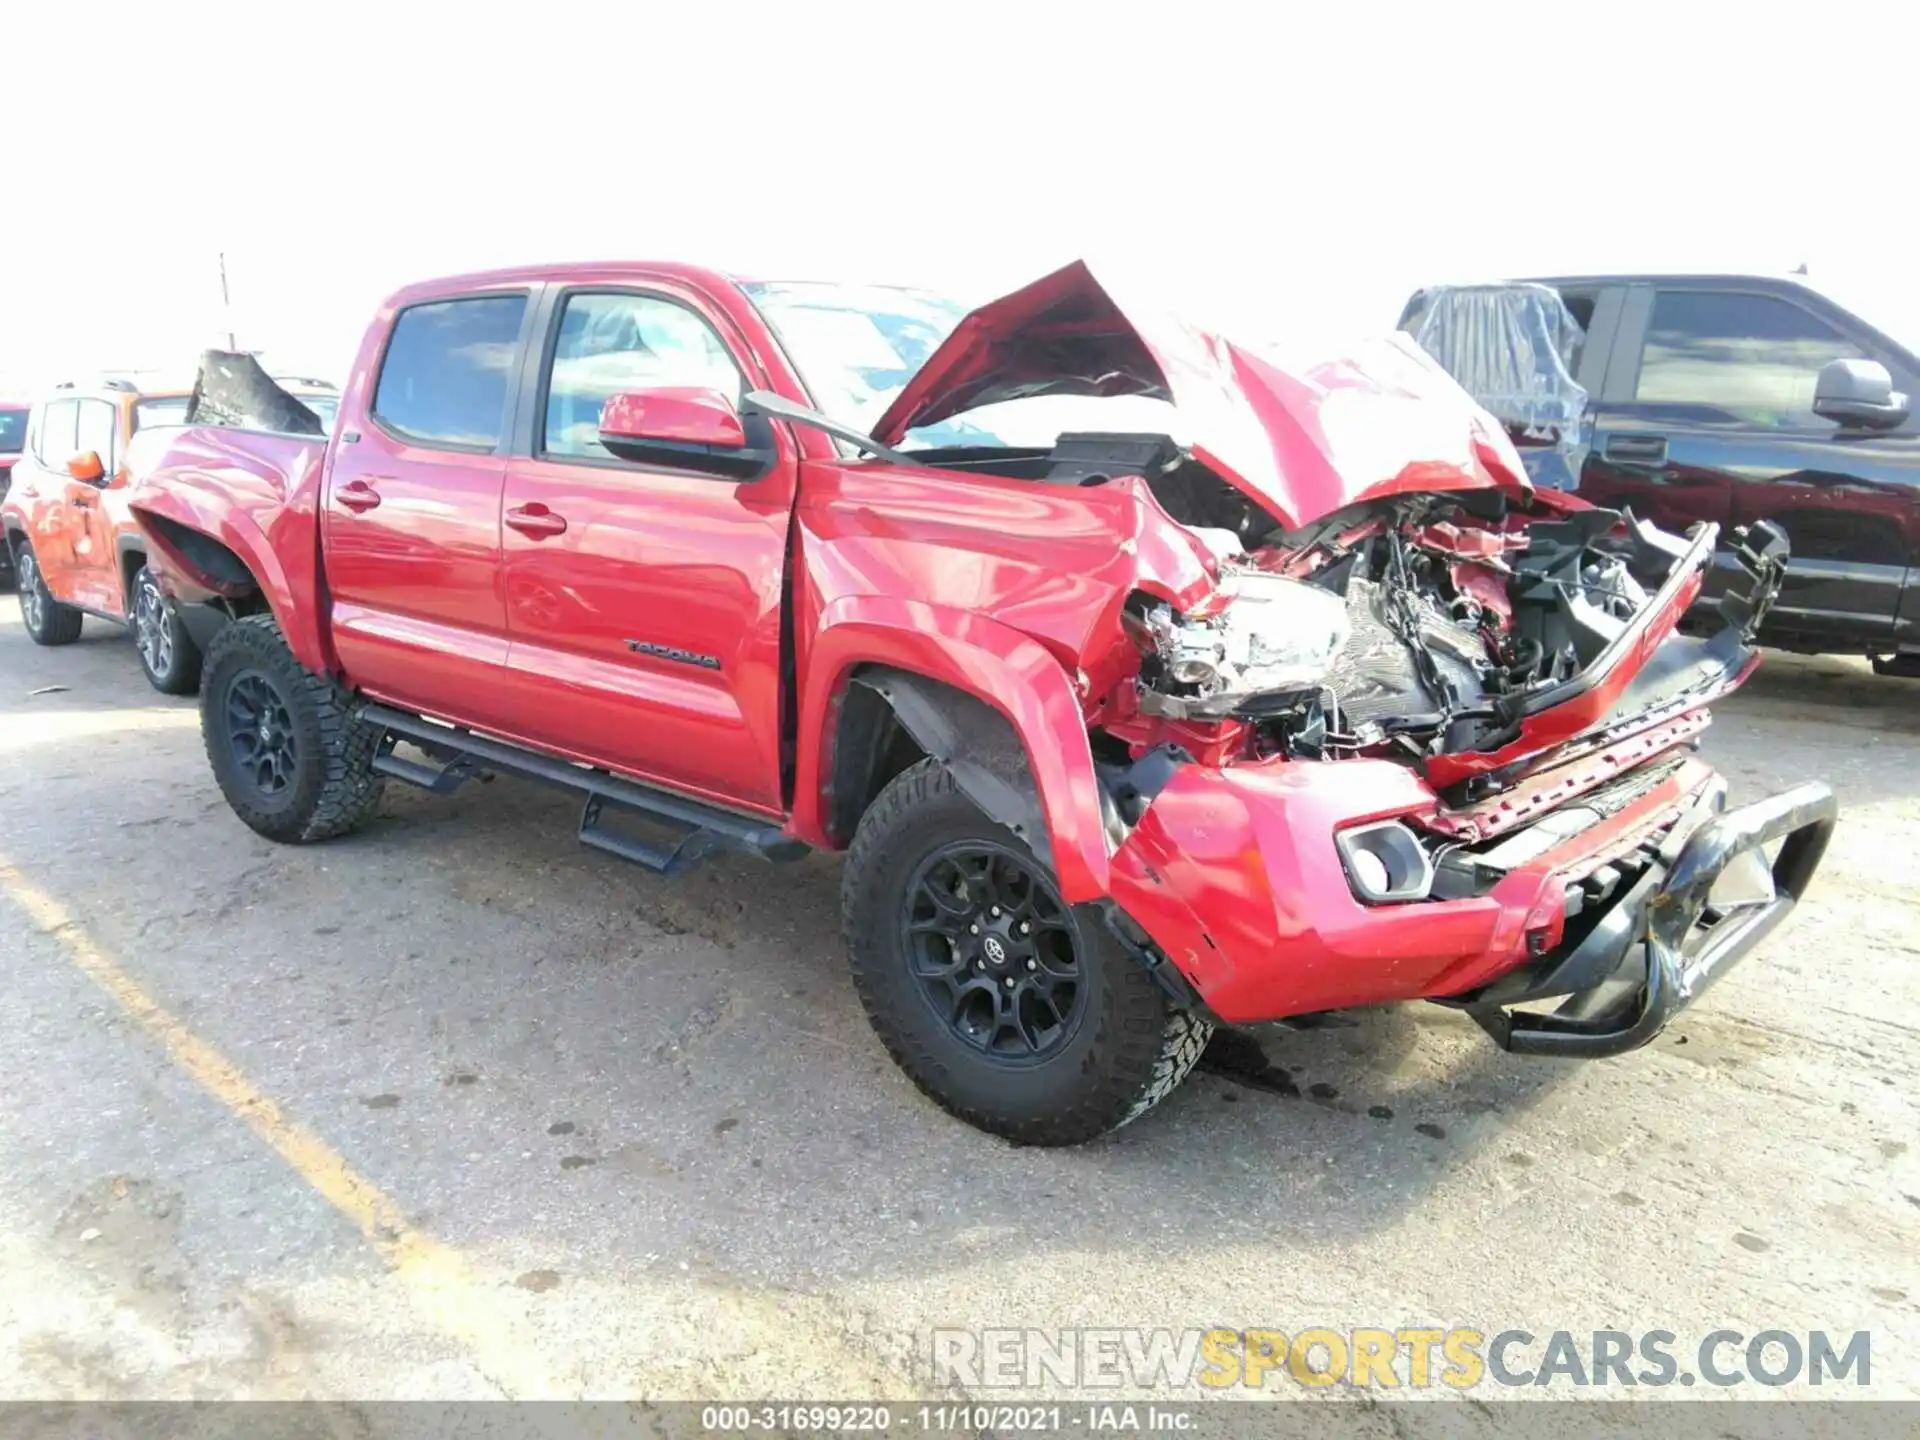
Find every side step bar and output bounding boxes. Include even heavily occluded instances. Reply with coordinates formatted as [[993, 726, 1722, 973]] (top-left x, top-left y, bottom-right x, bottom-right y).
[[361, 703, 807, 876]]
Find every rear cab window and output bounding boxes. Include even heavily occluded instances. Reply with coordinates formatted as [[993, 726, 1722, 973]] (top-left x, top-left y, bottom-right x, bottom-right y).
[[134, 397, 192, 432], [372, 294, 529, 450]]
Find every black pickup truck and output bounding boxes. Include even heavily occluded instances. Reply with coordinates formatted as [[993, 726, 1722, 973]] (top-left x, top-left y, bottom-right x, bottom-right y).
[[1401, 274, 1920, 675]]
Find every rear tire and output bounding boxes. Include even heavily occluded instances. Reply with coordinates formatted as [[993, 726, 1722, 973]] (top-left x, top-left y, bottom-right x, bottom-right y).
[[15, 543, 83, 646], [131, 564, 202, 695], [200, 614, 384, 842], [842, 759, 1212, 1145]]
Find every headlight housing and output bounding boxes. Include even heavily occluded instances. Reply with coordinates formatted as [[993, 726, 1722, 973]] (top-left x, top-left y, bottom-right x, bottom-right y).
[[1140, 572, 1351, 717]]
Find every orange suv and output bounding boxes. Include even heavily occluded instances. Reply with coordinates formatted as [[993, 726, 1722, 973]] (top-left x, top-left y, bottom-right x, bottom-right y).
[[1, 374, 336, 692]]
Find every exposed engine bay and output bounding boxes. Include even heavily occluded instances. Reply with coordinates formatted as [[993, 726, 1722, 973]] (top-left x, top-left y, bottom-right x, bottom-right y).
[[1126, 494, 1693, 753], [954, 431, 1776, 779]]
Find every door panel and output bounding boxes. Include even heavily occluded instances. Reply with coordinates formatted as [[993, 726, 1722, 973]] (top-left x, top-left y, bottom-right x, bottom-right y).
[[321, 291, 530, 724], [497, 459, 793, 812], [496, 284, 794, 813], [1581, 287, 1920, 641], [324, 444, 512, 707], [65, 399, 122, 613], [28, 399, 79, 592]]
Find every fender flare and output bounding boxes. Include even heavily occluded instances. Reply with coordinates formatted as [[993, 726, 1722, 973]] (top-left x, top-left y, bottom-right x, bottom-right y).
[[792, 597, 1114, 903], [131, 487, 331, 675], [112, 532, 150, 607]]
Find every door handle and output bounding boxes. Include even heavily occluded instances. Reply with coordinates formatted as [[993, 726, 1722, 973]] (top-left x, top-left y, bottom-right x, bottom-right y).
[[69, 496, 92, 509], [505, 503, 568, 538], [1604, 434, 1669, 464], [336, 479, 382, 512]]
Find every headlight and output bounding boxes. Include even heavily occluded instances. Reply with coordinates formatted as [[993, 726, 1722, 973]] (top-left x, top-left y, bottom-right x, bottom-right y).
[[1142, 572, 1351, 715], [1335, 820, 1434, 903]]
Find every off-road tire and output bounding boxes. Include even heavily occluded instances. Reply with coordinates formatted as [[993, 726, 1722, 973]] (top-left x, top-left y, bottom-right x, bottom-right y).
[[200, 613, 385, 843], [842, 759, 1213, 1145], [14, 542, 83, 646], [132, 565, 203, 695]]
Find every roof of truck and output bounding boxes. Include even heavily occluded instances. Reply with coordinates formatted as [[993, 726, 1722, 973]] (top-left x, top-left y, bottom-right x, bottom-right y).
[[1515, 272, 1827, 292], [384, 260, 744, 308]]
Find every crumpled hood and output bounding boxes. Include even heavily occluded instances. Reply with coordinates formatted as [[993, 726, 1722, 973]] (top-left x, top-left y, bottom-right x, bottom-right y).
[[871, 260, 1532, 532]]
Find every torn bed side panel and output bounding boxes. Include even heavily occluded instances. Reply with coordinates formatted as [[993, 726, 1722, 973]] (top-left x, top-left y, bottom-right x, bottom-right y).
[[185, 351, 328, 436]]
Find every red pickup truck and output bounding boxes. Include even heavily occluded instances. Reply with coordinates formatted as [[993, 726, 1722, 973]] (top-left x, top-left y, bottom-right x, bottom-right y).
[[125, 259, 1837, 1144]]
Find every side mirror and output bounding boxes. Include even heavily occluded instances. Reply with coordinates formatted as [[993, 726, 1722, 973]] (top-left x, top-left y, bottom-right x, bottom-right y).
[[66, 450, 106, 485], [598, 386, 754, 474], [1813, 358, 1909, 430]]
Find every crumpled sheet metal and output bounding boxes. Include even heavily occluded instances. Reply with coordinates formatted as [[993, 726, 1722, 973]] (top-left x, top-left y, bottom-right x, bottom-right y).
[[184, 351, 326, 436]]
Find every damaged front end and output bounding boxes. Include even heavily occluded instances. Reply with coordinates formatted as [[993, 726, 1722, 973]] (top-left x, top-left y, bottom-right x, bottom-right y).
[[844, 257, 1833, 1047], [1122, 491, 1788, 792]]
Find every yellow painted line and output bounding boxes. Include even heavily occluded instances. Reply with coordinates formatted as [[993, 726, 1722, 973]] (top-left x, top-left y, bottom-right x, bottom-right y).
[[0, 856, 557, 1399]]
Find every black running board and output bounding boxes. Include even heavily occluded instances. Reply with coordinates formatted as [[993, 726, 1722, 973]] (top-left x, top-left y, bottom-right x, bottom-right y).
[[361, 703, 807, 876]]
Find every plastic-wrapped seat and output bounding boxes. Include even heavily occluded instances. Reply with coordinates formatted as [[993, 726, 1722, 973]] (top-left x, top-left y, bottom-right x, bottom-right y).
[[1400, 283, 1589, 491]]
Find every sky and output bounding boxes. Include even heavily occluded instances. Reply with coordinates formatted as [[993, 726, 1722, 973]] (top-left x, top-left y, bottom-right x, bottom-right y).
[[5, 0, 1917, 393]]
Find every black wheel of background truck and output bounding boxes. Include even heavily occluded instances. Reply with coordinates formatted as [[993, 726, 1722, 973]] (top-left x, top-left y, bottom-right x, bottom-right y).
[[200, 613, 385, 843], [131, 564, 203, 695], [14, 543, 83, 646], [842, 758, 1213, 1145]]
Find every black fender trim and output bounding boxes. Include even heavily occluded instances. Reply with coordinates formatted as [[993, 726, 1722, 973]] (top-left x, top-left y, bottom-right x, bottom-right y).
[[853, 669, 1052, 866], [172, 600, 235, 655]]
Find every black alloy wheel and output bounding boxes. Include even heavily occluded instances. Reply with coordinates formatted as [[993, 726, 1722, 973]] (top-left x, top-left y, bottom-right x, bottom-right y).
[[224, 670, 301, 801], [902, 840, 1089, 1063]]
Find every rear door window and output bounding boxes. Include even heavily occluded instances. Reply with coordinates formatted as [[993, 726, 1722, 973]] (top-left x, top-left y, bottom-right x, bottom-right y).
[[1635, 290, 1860, 428], [372, 294, 529, 450]]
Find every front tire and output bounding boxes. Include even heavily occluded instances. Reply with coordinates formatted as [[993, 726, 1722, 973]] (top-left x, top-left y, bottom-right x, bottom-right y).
[[14, 543, 83, 646], [131, 564, 202, 695], [200, 614, 384, 843], [842, 759, 1212, 1145]]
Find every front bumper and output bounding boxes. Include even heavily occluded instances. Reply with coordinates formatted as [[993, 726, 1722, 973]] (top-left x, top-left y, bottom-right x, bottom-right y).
[[1105, 748, 1836, 1047], [1449, 781, 1836, 1056]]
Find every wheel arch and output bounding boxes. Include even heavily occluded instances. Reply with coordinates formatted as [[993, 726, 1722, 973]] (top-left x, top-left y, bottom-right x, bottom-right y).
[[131, 503, 326, 672], [794, 598, 1114, 903], [115, 533, 148, 610]]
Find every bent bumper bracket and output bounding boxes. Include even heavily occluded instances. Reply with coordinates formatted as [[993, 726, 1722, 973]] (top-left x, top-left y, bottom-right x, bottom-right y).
[[1467, 782, 1837, 1058]]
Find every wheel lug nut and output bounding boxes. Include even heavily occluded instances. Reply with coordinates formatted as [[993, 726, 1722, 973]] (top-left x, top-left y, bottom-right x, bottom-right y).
[[975, 959, 985, 970], [1026, 959, 1036, 971], [969, 924, 980, 934], [990, 907, 1001, 917], [1019, 922, 1031, 935], [1003, 976, 1015, 988]]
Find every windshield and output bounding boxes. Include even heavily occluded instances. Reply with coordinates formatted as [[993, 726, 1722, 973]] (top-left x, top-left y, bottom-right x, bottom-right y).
[[742, 280, 1179, 451], [0, 409, 26, 454]]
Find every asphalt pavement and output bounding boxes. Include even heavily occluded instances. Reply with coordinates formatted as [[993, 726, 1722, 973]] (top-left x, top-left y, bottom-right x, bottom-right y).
[[1, 600, 1915, 1406]]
